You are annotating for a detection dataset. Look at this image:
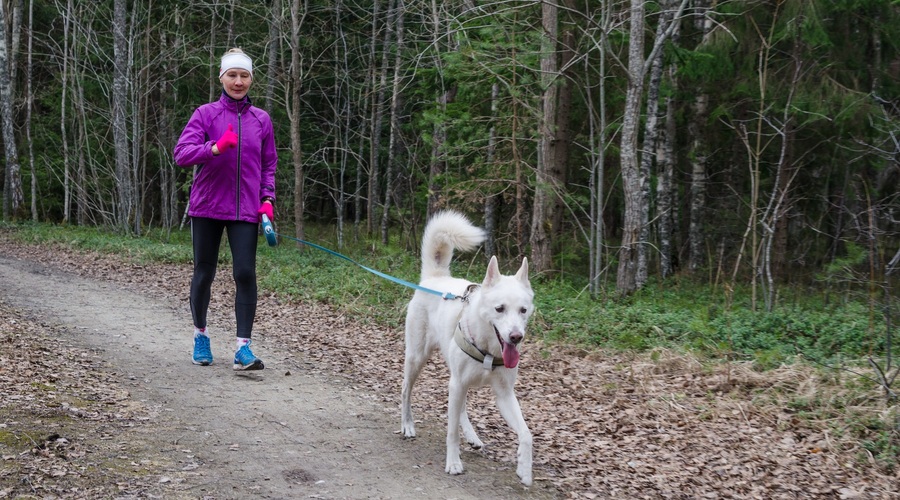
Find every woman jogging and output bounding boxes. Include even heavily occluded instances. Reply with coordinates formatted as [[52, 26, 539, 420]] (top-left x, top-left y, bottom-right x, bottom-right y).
[[173, 48, 277, 371]]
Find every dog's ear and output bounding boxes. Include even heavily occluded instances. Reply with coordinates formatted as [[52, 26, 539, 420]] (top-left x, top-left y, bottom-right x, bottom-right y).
[[515, 257, 531, 288], [483, 255, 501, 287]]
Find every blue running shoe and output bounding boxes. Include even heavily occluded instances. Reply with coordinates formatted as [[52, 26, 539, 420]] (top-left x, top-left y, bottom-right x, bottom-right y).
[[233, 342, 264, 371], [192, 334, 213, 366]]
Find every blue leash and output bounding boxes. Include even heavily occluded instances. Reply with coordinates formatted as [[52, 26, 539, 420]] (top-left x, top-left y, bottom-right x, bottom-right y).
[[261, 216, 461, 301]]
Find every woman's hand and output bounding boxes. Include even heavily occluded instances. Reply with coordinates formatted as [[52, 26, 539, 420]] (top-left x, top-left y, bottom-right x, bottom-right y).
[[257, 200, 274, 222], [213, 124, 238, 155]]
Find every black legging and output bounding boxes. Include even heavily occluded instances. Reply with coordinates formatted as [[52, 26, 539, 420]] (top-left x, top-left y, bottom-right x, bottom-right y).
[[190, 217, 258, 339]]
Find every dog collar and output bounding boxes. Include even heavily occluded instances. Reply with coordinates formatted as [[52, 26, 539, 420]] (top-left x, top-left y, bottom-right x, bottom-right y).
[[454, 322, 505, 370]]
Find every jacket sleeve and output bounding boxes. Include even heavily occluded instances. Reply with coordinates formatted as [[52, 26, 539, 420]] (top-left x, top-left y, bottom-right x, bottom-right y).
[[173, 108, 216, 167], [258, 115, 277, 201]]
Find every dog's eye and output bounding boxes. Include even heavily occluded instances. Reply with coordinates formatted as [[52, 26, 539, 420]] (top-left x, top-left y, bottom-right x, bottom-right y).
[[495, 305, 505, 313], [520, 307, 528, 315]]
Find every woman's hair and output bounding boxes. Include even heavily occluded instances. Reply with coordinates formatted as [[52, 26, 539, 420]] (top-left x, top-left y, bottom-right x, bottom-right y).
[[223, 47, 246, 57]]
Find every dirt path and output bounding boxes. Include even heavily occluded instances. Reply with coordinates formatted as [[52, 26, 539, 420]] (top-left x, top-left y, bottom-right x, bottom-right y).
[[0, 252, 558, 499]]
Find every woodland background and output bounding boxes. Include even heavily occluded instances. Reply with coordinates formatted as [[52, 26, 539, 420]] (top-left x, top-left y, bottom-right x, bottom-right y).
[[0, 0, 898, 303]]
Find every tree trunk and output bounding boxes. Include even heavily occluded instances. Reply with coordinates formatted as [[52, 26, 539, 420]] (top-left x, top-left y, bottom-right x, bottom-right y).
[[616, 0, 647, 295], [26, 0, 35, 221], [484, 82, 499, 260], [616, 0, 687, 295], [8, 0, 21, 99], [208, 13, 216, 103], [353, 0, 380, 238], [512, 36, 526, 259], [381, 0, 405, 245], [265, 0, 282, 114], [334, 0, 349, 248], [688, 94, 709, 273], [551, 26, 575, 250], [368, 0, 393, 235], [74, 74, 88, 225], [589, 0, 611, 298], [657, 10, 681, 279], [688, 0, 713, 273], [61, 0, 72, 223], [530, 0, 559, 274], [159, 11, 182, 232], [0, 0, 23, 219], [426, 0, 448, 218], [636, 6, 673, 287], [657, 90, 678, 278], [132, 5, 144, 235], [112, 0, 132, 232], [771, 121, 795, 283], [770, 35, 803, 285], [291, 0, 306, 244]]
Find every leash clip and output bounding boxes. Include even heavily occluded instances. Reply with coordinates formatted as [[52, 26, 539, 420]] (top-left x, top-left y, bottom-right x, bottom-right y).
[[483, 355, 495, 371]]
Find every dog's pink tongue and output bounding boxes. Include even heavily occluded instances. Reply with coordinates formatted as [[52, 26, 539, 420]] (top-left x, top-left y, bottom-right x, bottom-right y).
[[501, 341, 520, 368]]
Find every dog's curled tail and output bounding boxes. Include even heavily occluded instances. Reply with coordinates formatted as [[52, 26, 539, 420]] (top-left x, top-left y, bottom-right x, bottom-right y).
[[420, 210, 486, 280]]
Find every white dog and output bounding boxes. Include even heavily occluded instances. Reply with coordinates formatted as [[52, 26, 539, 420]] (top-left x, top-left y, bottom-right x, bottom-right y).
[[400, 210, 534, 486]]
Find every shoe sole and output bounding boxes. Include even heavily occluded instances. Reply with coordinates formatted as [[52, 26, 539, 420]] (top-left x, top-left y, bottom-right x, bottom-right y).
[[192, 359, 212, 366], [233, 359, 264, 371]]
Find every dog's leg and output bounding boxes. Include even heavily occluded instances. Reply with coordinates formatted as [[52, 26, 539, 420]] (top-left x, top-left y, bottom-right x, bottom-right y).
[[445, 376, 467, 475], [493, 383, 533, 486], [459, 400, 483, 449], [400, 309, 429, 438], [400, 350, 427, 438]]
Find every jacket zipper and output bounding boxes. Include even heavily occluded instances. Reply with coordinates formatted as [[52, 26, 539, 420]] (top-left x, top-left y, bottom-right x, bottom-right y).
[[235, 102, 245, 221]]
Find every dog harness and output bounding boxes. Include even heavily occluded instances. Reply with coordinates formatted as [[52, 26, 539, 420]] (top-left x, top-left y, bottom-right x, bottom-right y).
[[454, 321, 505, 371]]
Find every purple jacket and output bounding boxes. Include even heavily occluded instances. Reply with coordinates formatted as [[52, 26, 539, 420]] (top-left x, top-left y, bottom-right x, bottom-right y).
[[174, 93, 277, 223]]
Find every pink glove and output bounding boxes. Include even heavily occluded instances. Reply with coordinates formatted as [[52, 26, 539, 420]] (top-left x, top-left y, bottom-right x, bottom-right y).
[[257, 201, 274, 222], [215, 124, 238, 153]]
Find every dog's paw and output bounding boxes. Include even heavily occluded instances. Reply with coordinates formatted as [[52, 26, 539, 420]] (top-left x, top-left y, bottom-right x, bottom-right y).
[[517, 468, 533, 486], [400, 420, 417, 438], [466, 436, 484, 449], [446, 461, 464, 475]]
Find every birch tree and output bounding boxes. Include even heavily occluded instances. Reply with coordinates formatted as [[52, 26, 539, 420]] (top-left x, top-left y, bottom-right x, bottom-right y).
[[0, 0, 23, 219], [26, 0, 35, 221], [112, 0, 133, 233], [657, 60, 678, 278], [616, 0, 686, 295], [636, 2, 677, 287]]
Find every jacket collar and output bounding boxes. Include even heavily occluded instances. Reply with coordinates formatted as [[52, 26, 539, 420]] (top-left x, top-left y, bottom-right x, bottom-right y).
[[219, 91, 251, 112]]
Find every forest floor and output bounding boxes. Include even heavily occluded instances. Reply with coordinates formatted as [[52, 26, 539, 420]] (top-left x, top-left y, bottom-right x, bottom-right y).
[[0, 233, 897, 499]]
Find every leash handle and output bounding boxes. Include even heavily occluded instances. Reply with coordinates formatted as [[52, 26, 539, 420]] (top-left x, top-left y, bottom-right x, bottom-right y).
[[261, 214, 278, 247]]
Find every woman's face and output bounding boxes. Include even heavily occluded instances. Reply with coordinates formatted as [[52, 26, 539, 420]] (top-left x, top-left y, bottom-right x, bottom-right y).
[[220, 69, 252, 100]]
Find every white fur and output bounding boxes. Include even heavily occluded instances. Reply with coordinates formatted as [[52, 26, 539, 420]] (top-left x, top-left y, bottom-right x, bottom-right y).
[[400, 210, 535, 486]]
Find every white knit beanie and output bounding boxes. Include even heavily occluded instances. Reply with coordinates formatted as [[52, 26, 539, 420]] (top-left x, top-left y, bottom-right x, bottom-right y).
[[219, 52, 253, 77]]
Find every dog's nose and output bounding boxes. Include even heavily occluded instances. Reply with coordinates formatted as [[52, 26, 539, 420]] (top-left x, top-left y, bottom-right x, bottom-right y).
[[509, 332, 523, 345]]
